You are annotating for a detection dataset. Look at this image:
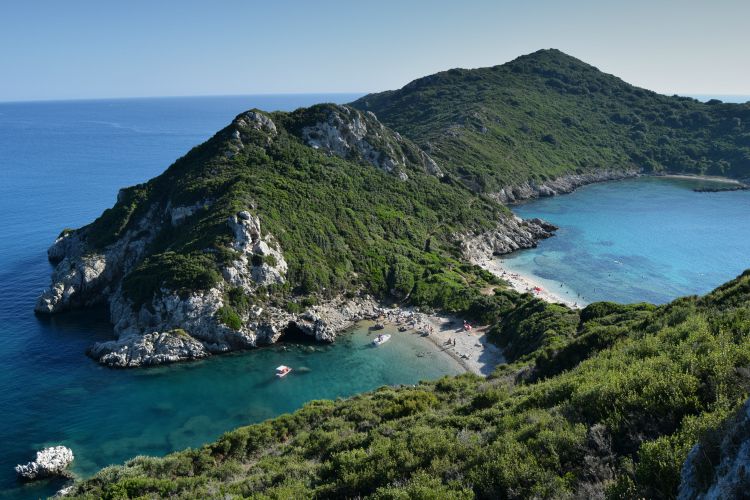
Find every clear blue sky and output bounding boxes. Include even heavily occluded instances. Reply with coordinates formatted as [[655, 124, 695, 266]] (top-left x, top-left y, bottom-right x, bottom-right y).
[[1, 0, 748, 101]]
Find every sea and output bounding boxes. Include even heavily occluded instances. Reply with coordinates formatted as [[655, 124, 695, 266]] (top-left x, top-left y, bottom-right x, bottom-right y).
[[0, 95, 464, 499], [504, 176, 750, 305]]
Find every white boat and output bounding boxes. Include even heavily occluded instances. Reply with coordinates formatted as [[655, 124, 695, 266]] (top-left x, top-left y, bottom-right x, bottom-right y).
[[275, 365, 292, 378], [372, 334, 391, 346]]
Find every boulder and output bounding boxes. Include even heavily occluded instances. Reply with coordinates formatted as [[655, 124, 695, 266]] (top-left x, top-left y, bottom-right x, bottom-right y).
[[15, 446, 74, 481]]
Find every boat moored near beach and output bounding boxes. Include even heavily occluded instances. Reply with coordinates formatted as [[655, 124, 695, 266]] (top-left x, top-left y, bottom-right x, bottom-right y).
[[372, 334, 391, 346]]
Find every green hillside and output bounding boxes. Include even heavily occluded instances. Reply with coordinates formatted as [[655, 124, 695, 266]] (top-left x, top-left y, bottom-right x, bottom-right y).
[[65, 271, 750, 499], [64, 103, 521, 317], [352, 49, 750, 193]]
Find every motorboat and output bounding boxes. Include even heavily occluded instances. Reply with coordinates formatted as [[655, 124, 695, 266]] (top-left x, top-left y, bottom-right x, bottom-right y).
[[275, 365, 292, 378], [372, 334, 391, 346]]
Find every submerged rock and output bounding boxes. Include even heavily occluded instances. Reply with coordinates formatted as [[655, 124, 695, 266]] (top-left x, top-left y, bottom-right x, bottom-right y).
[[15, 446, 74, 481]]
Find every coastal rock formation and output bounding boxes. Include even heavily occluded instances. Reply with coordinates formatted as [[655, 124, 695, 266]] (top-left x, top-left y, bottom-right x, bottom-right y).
[[224, 210, 288, 290], [678, 398, 750, 499], [300, 104, 443, 178], [35, 204, 161, 314], [89, 294, 381, 367], [459, 216, 557, 264], [88, 330, 209, 368], [15, 446, 74, 481], [490, 169, 640, 204]]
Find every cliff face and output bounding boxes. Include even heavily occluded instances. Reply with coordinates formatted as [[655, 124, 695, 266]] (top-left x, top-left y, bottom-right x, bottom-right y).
[[678, 399, 750, 500], [36, 104, 552, 367]]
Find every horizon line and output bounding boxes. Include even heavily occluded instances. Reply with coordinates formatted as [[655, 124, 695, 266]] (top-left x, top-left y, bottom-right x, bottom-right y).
[[0, 91, 370, 106], [1, 91, 749, 106]]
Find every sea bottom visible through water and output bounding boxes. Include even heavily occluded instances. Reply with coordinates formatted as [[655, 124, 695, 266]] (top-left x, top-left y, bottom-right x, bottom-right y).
[[2, 317, 461, 499], [502, 176, 750, 305]]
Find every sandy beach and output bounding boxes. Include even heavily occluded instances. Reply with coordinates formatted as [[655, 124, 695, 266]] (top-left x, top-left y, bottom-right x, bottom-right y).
[[659, 173, 744, 185], [475, 257, 584, 309], [376, 308, 505, 376]]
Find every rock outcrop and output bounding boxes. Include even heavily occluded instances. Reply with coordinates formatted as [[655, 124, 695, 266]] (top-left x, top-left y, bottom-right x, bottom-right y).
[[678, 398, 750, 499], [299, 104, 443, 179], [35, 204, 161, 314], [459, 216, 557, 264], [224, 210, 288, 290], [490, 169, 640, 204], [15, 446, 74, 481]]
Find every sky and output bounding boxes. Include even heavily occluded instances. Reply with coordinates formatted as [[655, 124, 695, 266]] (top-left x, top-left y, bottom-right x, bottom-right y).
[[1, 0, 748, 102]]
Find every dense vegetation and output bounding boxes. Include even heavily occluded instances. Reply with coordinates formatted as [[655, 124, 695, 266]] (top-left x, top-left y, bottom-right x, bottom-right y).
[[79, 103, 511, 313], [66, 271, 750, 499], [352, 49, 750, 193]]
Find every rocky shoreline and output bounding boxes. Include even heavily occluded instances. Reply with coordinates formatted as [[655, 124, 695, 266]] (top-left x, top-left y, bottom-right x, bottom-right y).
[[35, 196, 557, 368], [490, 168, 641, 204]]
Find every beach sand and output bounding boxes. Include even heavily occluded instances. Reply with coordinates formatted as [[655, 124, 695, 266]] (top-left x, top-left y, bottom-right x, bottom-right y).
[[475, 257, 583, 309], [377, 308, 505, 376], [659, 173, 744, 185], [371, 249, 589, 376]]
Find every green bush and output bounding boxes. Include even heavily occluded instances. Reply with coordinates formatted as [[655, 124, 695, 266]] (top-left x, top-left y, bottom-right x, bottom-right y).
[[216, 305, 242, 330]]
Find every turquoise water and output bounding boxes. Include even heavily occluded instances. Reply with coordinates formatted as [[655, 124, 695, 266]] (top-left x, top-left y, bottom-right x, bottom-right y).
[[0, 95, 462, 499], [504, 177, 750, 305]]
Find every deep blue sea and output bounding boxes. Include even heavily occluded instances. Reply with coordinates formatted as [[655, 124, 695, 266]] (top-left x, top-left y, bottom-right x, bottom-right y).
[[504, 177, 750, 305], [0, 95, 465, 499]]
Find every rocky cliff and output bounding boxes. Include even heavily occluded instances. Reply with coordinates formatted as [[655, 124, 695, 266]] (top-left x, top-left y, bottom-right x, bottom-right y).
[[489, 169, 641, 204], [678, 399, 750, 499]]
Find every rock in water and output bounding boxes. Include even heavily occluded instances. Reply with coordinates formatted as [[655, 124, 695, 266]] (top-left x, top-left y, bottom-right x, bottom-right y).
[[15, 446, 74, 480]]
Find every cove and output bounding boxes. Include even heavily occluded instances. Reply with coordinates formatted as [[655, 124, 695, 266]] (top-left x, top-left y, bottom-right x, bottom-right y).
[[503, 177, 750, 305], [0, 95, 459, 499]]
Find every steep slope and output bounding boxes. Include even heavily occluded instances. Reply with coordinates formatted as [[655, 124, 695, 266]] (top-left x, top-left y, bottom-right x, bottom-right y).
[[65, 271, 750, 499], [351, 49, 750, 201], [35, 104, 553, 367]]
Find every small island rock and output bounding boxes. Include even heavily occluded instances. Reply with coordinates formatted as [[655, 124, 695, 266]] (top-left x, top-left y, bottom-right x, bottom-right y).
[[15, 446, 74, 481]]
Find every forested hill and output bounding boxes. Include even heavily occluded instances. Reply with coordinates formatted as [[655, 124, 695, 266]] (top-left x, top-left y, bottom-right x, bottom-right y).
[[351, 49, 750, 194]]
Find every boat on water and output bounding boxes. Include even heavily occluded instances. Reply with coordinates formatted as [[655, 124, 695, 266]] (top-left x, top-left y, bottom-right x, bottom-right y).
[[275, 365, 292, 378], [372, 334, 391, 346]]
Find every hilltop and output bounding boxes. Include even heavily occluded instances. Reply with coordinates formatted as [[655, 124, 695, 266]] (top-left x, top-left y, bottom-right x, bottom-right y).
[[352, 49, 750, 200]]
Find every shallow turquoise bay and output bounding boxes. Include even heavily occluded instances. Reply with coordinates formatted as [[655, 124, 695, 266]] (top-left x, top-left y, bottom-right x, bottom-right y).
[[505, 177, 750, 305]]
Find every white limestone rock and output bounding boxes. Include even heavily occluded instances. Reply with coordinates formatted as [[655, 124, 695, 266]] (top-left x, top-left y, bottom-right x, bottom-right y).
[[490, 169, 640, 204], [224, 210, 287, 291], [167, 199, 212, 226], [35, 205, 162, 314], [459, 215, 557, 264], [88, 330, 209, 367], [678, 398, 750, 499], [15, 446, 74, 481]]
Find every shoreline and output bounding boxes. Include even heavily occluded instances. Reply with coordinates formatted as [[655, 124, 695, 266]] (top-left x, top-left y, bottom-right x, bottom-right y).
[[656, 173, 744, 185], [375, 308, 505, 376], [475, 257, 584, 309]]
